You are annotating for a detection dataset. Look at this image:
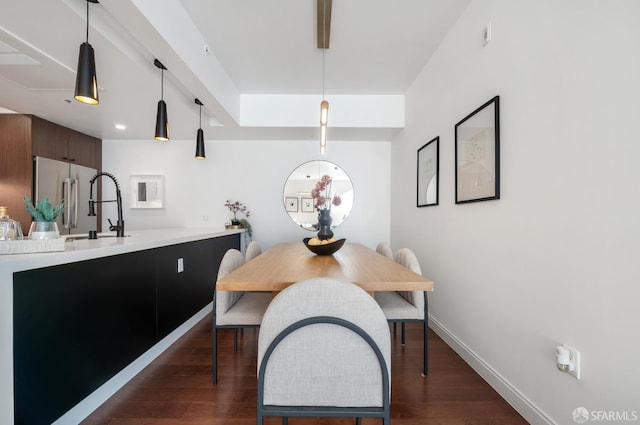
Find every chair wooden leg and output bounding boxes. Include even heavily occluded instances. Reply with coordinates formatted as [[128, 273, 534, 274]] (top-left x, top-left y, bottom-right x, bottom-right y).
[[401, 321, 406, 345], [393, 322, 397, 334]]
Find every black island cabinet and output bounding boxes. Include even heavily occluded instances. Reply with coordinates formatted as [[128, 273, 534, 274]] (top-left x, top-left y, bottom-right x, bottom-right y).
[[13, 233, 239, 425]]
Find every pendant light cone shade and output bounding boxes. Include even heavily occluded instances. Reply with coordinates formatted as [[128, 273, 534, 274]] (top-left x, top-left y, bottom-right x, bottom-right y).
[[195, 128, 205, 159], [155, 100, 169, 141], [154, 59, 169, 141], [74, 1, 99, 105], [194, 98, 205, 159]]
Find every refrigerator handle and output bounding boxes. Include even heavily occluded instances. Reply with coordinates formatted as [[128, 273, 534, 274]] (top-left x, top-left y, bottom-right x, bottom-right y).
[[62, 178, 71, 229], [71, 178, 79, 229]]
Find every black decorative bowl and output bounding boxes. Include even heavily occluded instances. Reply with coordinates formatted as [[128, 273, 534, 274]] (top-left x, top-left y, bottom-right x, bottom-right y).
[[303, 237, 346, 256]]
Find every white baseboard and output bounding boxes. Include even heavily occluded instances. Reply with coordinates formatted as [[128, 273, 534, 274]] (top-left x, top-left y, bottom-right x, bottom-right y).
[[53, 303, 213, 425], [428, 314, 555, 425]]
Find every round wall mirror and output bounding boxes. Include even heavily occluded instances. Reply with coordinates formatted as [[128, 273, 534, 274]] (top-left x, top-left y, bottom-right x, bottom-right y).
[[283, 160, 354, 231]]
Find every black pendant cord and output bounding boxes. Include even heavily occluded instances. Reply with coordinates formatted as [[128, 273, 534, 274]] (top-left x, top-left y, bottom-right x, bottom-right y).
[[85, 1, 89, 43], [160, 68, 164, 101], [199, 103, 202, 128]]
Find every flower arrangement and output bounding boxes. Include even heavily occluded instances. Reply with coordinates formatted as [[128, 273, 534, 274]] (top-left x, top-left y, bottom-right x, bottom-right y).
[[311, 175, 342, 211], [225, 200, 252, 239], [225, 200, 250, 224], [24, 196, 64, 222]]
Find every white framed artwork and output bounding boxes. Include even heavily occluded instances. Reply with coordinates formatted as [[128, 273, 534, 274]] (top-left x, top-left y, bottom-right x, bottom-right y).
[[130, 175, 164, 209]]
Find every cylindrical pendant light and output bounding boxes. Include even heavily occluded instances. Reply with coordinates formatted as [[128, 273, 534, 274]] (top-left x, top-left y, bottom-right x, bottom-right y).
[[320, 100, 328, 155], [154, 59, 169, 141], [195, 98, 205, 160], [318, 0, 330, 155], [74, 0, 99, 105], [320, 99, 329, 125]]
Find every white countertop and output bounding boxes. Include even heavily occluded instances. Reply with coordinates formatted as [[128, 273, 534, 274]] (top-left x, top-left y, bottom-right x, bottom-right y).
[[0, 227, 243, 425], [0, 227, 242, 272]]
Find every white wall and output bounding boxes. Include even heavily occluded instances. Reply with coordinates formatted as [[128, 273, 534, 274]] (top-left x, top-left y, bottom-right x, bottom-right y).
[[102, 138, 390, 250], [391, 0, 640, 424]]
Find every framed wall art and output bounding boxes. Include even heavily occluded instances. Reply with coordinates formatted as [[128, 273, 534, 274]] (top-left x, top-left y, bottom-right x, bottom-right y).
[[455, 96, 500, 204], [285, 197, 299, 212], [417, 136, 439, 207], [130, 175, 164, 209], [301, 198, 314, 213]]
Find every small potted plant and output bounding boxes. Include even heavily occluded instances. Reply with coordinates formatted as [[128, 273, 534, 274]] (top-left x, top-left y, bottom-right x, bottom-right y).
[[24, 196, 64, 239], [224, 200, 252, 241]]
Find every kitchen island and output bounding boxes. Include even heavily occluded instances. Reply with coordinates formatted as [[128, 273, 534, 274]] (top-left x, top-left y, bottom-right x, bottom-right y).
[[0, 228, 243, 425]]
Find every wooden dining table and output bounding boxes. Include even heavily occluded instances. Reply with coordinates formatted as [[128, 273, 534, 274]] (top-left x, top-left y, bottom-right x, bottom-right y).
[[216, 242, 434, 293], [216, 241, 434, 377]]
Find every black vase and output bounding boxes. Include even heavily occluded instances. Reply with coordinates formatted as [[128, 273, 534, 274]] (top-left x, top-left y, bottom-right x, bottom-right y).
[[316, 209, 334, 240]]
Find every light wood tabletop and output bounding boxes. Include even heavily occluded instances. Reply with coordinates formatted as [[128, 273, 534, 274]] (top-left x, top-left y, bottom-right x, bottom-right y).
[[216, 242, 434, 293]]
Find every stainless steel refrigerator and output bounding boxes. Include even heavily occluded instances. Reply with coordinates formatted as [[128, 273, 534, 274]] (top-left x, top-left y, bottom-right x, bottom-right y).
[[33, 156, 97, 235]]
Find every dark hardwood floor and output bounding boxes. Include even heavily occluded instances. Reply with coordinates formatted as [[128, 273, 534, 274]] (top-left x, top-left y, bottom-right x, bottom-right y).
[[83, 315, 528, 424]]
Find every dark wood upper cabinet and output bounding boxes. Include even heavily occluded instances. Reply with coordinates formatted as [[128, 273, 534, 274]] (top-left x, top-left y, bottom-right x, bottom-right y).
[[31, 115, 100, 168]]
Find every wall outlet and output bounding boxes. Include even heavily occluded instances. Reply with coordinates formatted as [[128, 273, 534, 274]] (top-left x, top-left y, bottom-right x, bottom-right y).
[[556, 345, 581, 379], [177, 257, 184, 273]]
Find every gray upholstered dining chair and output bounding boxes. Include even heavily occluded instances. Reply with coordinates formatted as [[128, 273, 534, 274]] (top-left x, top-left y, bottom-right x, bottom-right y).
[[245, 240, 262, 262], [375, 247, 429, 376], [375, 241, 394, 259], [257, 278, 391, 425], [212, 248, 271, 384]]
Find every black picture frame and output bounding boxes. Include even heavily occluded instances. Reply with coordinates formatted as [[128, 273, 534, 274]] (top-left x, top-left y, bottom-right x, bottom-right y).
[[417, 136, 439, 207], [455, 96, 500, 204]]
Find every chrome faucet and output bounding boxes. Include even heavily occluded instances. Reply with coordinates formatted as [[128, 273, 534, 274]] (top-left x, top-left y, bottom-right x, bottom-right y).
[[88, 172, 125, 238]]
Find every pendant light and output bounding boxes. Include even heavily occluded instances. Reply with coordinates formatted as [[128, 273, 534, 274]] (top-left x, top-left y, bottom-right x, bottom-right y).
[[154, 59, 169, 141], [194, 98, 205, 160], [318, 0, 331, 155], [74, 0, 99, 105]]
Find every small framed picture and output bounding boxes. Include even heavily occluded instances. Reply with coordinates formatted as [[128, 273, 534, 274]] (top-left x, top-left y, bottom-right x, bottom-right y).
[[301, 198, 314, 212], [130, 175, 164, 209], [285, 197, 299, 212], [455, 96, 500, 204], [417, 136, 439, 207]]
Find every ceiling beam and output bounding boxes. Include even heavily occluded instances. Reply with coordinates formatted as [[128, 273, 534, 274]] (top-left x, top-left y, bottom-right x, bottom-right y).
[[317, 0, 332, 49]]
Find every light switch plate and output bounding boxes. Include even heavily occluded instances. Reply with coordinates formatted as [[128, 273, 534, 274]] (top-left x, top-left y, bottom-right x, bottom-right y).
[[177, 258, 184, 273]]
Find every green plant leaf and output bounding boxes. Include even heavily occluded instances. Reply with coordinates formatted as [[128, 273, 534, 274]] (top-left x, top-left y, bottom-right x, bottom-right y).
[[23, 196, 64, 222]]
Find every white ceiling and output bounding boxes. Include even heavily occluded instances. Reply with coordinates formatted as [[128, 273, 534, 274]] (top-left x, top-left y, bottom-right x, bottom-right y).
[[0, 0, 470, 141]]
